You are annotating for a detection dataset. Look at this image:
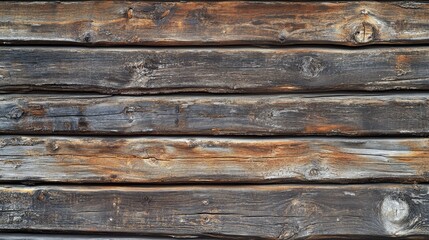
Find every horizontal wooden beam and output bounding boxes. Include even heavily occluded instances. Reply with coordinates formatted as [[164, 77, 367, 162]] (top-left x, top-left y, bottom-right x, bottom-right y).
[[1, 136, 429, 183], [0, 185, 428, 239], [1, 2, 428, 46], [1, 94, 429, 136], [1, 47, 429, 94], [0, 234, 164, 240]]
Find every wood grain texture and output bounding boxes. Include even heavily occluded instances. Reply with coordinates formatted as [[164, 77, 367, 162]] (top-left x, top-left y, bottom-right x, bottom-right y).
[[1, 94, 428, 136], [1, 136, 429, 184], [0, 185, 428, 239], [1, 47, 429, 94], [0, 234, 164, 240], [1, 1, 429, 46]]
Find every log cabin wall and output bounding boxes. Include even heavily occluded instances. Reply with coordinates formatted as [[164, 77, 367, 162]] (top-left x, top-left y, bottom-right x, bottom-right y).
[[0, 1, 429, 239]]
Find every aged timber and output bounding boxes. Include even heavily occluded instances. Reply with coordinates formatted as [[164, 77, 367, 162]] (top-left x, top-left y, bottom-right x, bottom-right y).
[[0, 185, 428, 239], [0, 234, 165, 240], [1, 136, 429, 184], [1, 47, 429, 94], [1, 1, 429, 46], [1, 94, 429, 136]]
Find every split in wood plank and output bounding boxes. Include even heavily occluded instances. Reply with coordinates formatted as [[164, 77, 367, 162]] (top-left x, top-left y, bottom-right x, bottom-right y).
[[0, 185, 428, 239], [1, 136, 429, 184], [1, 2, 429, 46], [1, 47, 429, 94], [1, 94, 429, 136]]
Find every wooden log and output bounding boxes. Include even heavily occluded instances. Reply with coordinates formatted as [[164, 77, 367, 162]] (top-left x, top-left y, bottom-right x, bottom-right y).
[[1, 47, 429, 94], [1, 1, 429, 46], [0, 94, 428, 136], [1, 136, 429, 184], [0, 185, 428, 239]]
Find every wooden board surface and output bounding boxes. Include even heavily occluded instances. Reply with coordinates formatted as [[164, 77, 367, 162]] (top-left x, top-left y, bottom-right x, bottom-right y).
[[1, 47, 429, 94], [2, 0, 429, 239], [1, 94, 428, 136], [1, 1, 429, 46], [0, 184, 428, 239], [1, 136, 429, 184], [0, 234, 164, 240]]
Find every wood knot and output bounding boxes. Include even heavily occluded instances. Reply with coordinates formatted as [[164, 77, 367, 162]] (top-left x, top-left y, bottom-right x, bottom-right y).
[[352, 22, 376, 44], [278, 32, 287, 44], [126, 58, 159, 86], [35, 190, 49, 202], [278, 224, 299, 240], [299, 56, 324, 78], [83, 32, 92, 43], [381, 196, 411, 234], [381, 196, 409, 224], [127, 8, 133, 19], [6, 107, 24, 120], [308, 168, 319, 176], [48, 141, 60, 152]]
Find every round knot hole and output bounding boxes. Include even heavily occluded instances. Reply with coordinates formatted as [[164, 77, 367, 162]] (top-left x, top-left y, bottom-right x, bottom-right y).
[[353, 22, 375, 43]]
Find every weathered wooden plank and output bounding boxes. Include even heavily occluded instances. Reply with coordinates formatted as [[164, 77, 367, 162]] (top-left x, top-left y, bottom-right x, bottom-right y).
[[1, 1, 429, 46], [0, 94, 428, 136], [0, 234, 162, 240], [0, 185, 428, 239], [1, 47, 429, 94], [1, 136, 429, 184]]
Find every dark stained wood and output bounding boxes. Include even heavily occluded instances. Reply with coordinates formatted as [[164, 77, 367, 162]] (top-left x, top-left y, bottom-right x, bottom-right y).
[[1, 94, 428, 136], [0, 185, 428, 239], [1, 47, 429, 94], [1, 1, 429, 46], [1, 136, 429, 184]]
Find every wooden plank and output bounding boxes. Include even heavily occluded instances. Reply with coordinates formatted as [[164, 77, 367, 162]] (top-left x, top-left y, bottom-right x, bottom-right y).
[[0, 185, 428, 239], [0, 234, 162, 240], [1, 136, 429, 184], [1, 1, 428, 46], [1, 47, 429, 94], [0, 94, 428, 136]]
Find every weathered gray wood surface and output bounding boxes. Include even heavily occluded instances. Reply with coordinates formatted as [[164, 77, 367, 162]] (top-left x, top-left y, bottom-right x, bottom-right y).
[[1, 47, 429, 94], [1, 136, 429, 184], [0, 185, 428, 239], [1, 1, 429, 46], [1, 94, 428, 136], [2, 1, 429, 239], [0, 234, 164, 240]]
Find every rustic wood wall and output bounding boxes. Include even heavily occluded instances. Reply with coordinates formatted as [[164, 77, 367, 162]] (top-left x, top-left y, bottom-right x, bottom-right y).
[[0, 1, 429, 239]]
